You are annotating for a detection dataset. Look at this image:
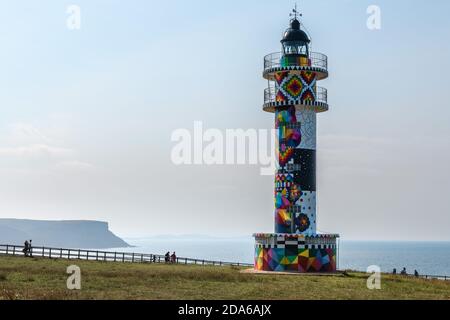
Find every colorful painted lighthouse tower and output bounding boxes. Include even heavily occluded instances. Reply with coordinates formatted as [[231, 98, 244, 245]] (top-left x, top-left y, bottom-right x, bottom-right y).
[[254, 10, 339, 273]]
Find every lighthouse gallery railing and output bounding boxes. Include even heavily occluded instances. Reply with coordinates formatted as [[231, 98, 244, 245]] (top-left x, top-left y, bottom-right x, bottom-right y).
[[264, 51, 328, 71]]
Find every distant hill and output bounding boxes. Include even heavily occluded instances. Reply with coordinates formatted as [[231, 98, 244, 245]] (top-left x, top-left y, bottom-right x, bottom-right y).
[[0, 219, 130, 249]]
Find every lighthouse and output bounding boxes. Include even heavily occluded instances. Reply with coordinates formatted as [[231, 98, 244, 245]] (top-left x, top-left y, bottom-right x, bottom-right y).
[[254, 10, 339, 273]]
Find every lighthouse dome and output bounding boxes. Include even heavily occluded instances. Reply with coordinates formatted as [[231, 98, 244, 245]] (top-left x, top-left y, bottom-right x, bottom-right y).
[[281, 19, 310, 44], [281, 19, 310, 56]]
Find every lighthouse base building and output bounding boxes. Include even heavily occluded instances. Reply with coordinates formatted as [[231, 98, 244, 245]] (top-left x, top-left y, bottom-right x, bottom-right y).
[[254, 234, 338, 273], [253, 13, 339, 273]]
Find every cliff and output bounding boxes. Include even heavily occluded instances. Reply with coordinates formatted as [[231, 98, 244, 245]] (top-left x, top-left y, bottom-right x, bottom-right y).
[[0, 219, 130, 249]]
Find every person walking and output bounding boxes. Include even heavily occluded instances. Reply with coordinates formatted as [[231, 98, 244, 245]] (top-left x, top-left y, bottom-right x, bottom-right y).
[[401, 267, 407, 275], [414, 270, 419, 277], [23, 240, 29, 257], [392, 268, 397, 275], [171, 251, 177, 264], [28, 239, 33, 257], [164, 251, 170, 263]]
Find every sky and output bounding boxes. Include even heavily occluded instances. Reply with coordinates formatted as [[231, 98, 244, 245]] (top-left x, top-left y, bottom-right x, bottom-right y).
[[0, 0, 449, 240]]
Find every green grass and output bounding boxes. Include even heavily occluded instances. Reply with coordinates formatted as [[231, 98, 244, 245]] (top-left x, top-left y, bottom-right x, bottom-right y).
[[0, 255, 449, 300]]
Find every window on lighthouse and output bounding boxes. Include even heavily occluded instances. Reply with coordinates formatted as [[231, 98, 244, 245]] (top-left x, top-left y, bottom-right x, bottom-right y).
[[283, 41, 309, 56]]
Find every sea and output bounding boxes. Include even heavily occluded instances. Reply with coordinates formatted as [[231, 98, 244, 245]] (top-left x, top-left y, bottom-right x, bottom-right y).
[[105, 236, 450, 276]]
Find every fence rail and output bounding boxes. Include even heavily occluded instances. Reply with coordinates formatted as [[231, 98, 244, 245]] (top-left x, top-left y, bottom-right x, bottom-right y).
[[418, 274, 449, 281], [0, 244, 253, 267], [1, 244, 448, 280], [344, 269, 450, 281]]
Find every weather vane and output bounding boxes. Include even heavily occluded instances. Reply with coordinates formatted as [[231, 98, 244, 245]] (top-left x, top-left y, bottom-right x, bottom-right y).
[[290, 3, 302, 20]]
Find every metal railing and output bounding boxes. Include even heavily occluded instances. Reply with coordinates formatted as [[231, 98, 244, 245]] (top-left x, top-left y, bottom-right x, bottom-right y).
[[264, 86, 327, 105], [341, 269, 450, 281], [0, 244, 253, 267], [264, 51, 328, 71], [419, 274, 450, 281]]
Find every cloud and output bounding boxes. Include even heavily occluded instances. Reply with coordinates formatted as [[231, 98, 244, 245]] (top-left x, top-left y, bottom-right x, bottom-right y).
[[0, 121, 94, 173], [56, 160, 95, 171], [0, 144, 73, 158], [9, 122, 50, 140]]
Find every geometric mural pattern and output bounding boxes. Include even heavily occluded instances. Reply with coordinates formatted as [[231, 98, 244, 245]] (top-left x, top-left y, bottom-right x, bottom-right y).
[[274, 71, 317, 104], [276, 106, 301, 168], [254, 234, 337, 273], [296, 109, 316, 150], [274, 103, 317, 235], [255, 247, 336, 272], [296, 191, 316, 234]]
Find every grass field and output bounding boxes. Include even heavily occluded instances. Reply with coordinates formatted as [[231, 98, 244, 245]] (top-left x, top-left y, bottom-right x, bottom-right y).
[[0, 255, 449, 300]]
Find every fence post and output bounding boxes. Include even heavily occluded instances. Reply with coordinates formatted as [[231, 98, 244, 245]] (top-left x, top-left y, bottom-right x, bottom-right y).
[[132, 253, 135, 263], [68, 249, 71, 259], [78, 250, 81, 260], [6, 245, 9, 255], [141, 254, 144, 263], [122, 253, 125, 262], [49, 248, 52, 258], [104, 252, 107, 261], [60, 249, 63, 258], [114, 252, 117, 262], [42, 247, 44, 257], [13, 246, 16, 256]]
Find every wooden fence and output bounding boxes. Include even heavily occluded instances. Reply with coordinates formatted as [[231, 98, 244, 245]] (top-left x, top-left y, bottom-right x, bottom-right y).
[[1, 244, 448, 280], [0, 244, 252, 267]]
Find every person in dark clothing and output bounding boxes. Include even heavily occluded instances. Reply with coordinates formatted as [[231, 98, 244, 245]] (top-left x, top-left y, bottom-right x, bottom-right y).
[[392, 268, 397, 275], [23, 240, 29, 257], [170, 252, 177, 264], [28, 240, 33, 257], [164, 251, 170, 263], [414, 270, 419, 277], [400, 267, 407, 275]]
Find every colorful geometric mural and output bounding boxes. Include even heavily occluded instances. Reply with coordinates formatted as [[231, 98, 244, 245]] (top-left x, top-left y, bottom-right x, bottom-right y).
[[275, 106, 300, 166], [274, 71, 317, 105], [274, 105, 316, 235], [254, 234, 338, 273]]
